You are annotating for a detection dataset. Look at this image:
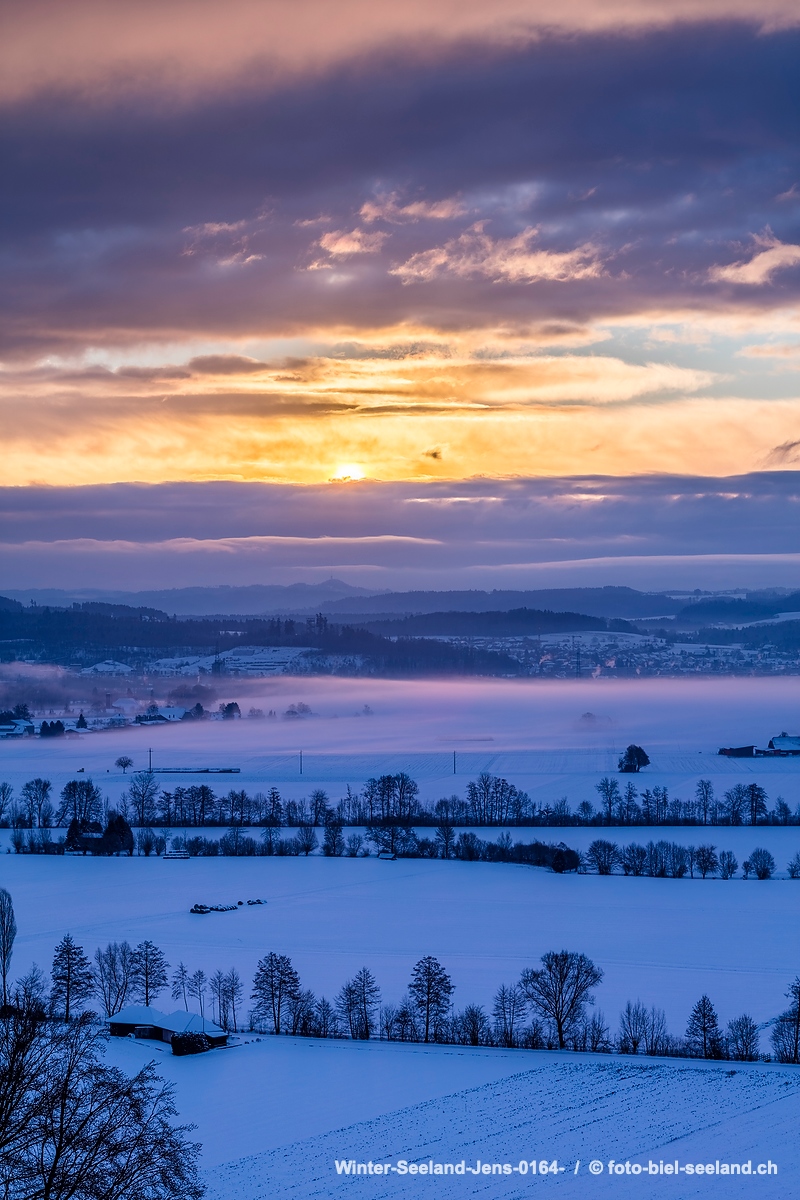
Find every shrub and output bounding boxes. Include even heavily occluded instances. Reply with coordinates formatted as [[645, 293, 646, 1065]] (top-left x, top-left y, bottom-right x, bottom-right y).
[[748, 848, 776, 880], [171, 1032, 210, 1056], [620, 843, 647, 876], [586, 840, 619, 875], [718, 850, 738, 879], [788, 853, 800, 879]]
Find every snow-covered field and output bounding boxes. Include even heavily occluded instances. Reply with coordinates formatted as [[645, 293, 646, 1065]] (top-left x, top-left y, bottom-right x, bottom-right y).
[[3, 676, 800, 811], [104, 1034, 800, 1199], [4, 676, 800, 1196], [3, 853, 798, 1047]]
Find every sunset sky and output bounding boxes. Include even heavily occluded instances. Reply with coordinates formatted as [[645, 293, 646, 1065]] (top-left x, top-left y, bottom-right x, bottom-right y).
[[2, 1, 800, 588]]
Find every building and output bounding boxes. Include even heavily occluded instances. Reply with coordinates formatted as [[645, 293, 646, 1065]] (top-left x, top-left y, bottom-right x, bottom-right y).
[[768, 734, 800, 755], [108, 1005, 228, 1047]]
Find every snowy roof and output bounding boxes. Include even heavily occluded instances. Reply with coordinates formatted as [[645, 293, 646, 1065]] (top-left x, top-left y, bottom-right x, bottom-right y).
[[111, 1005, 225, 1038], [770, 735, 800, 751], [80, 660, 133, 675]]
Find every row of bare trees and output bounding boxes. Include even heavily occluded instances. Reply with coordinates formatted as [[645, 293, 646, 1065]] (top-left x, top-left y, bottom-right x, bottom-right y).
[[583, 839, 790, 880], [4, 770, 797, 834]]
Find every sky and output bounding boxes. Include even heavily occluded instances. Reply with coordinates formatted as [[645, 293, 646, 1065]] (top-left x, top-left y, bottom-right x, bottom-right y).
[[2, 1, 800, 589]]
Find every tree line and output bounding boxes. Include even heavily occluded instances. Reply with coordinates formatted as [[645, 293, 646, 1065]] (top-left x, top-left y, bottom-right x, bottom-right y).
[[582, 839, 800, 880], [4, 770, 798, 835], [4, 888, 798, 1066]]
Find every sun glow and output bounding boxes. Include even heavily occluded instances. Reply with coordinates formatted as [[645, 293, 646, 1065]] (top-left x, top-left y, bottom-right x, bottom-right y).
[[331, 463, 366, 481]]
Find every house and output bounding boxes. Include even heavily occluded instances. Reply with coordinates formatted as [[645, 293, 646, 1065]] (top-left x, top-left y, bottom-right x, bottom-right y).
[[158, 706, 188, 722], [768, 734, 800, 756], [109, 1005, 228, 1047], [0, 718, 35, 739]]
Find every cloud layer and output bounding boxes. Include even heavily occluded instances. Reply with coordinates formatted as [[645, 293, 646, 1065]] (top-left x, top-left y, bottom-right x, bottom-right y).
[[2, 14, 800, 487], [3, 475, 800, 591]]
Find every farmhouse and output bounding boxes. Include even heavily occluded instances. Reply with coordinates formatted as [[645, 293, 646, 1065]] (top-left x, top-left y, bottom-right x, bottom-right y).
[[767, 734, 800, 755], [109, 1005, 228, 1047]]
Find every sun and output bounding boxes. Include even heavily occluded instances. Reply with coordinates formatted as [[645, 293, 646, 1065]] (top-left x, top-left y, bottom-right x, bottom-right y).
[[330, 463, 365, 481]]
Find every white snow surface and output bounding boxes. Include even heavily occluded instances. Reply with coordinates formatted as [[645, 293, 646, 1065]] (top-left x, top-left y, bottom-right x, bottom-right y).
[[201, 1054, 800, 1199], [5, 677, 800, 1195], [3, 854, 799, 1033], [102, 1035, 800, 1198], [3, 676, 800, 810]]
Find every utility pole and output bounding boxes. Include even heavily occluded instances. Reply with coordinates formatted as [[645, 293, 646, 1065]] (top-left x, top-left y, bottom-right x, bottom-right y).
[[148, 747, 152, 771], [300, 750, 303, 776], [453, 750, 456, 775]]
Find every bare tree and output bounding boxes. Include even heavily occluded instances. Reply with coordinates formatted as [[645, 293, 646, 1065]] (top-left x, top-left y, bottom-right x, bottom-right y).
[[286, 987, 317, 1035], [225, 967, 243, 1032], [745, 783, 768, 826], [0, 783, 12, 825], [718, 850, 738, 879], [455, 1004, 491, 1046], [695, 779, 714, 825], [309, 789, 329, 825], [586, 839, 619, 875], [0, 889, 16, 1008], [93, 941, 135, 1016], [115, 755, 134, 774], [336, 967, 380, 1039], [187, 970, 207, 1019], [314, 996, 338, 1038], [595, 778, 621, 824], [695, 844, 718, 878], [56, 779, 102, 825], [209, 970, 229, 1030], [722, 784, 747, 826], [0, 1008, 203, 1200], [620, 843, 647, 876], [434, 823, 454, 859], [125, 771, 160, 826], [618, 1000, 648, 1054], [295, 824, 318, 856], [131, 940, 169, 1006], [20, 779, 53, 827], [749, 847, 775, 880], [520, 951, 603, 1050], [771, 978, 800, 1064], [170, 962, 190, 1011], [492, 983, 528, 1047], [727, 1014, 759, 1061]]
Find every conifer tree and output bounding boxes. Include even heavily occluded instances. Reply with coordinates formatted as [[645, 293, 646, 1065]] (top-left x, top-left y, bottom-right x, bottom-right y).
[[50, 934, 93, 1020], [408, 956, 454, 1043], [686, 994, 723, 1058], [251, 952, 300, 1034]]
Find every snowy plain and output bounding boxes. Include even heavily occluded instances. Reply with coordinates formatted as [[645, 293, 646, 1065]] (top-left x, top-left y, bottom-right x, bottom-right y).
[[3, 675, 800, 811], [3, 676, 800, 1196]]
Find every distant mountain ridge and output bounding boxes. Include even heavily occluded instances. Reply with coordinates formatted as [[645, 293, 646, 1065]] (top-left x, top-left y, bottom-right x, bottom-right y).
[[2, 579, 379, 616]]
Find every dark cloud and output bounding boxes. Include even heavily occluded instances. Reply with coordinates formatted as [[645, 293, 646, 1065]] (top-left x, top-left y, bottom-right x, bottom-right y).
[[1, 23, 799, 355], [765, 439, 800, 465], [187, 355, 269, 374], [3, 474, 800, 556]]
